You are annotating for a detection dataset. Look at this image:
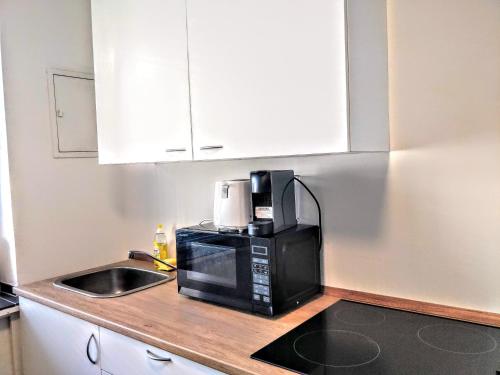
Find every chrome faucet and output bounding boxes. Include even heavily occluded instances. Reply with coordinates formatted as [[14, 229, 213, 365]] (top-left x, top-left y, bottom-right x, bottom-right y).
[[128, 250, 177, 272]]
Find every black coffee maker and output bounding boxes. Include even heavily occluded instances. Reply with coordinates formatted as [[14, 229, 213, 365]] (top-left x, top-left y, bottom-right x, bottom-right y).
[[248, 170, 297, 236]]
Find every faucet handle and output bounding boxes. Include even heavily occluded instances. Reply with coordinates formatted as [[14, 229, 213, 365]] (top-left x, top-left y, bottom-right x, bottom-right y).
[[128, 250, 150, 261]]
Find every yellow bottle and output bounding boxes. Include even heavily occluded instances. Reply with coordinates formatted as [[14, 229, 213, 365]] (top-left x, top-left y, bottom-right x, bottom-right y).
[[153, 224, 169, 270]]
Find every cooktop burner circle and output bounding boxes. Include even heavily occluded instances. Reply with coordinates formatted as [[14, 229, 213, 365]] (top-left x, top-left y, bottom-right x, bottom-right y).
[[293, 329, 381, 368], [335, 307, 386, 326], [417, 324, 498, 355]]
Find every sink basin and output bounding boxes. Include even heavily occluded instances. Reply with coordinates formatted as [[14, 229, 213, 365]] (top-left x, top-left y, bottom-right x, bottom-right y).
[[53, 266, 173, 298]]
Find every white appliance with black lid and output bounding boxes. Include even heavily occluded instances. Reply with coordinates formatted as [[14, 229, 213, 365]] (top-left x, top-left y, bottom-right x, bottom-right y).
[[213, 179, 251, 232]]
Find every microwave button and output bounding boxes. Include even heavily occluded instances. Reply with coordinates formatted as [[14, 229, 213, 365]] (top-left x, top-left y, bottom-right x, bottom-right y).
[[253, 275, 269, 285], [253, 284, 269, 295], [252, 258, 269, 265], [253, 294, 261, 301], [253, 285, 270, 296], [263, 296, 270, 303]]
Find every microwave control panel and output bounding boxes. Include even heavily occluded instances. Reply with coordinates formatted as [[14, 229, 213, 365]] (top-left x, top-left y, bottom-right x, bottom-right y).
[[251, 245, 271, 305]]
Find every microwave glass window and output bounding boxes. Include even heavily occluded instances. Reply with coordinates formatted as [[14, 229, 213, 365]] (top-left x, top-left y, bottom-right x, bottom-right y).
[[186, 243, 237, 288]]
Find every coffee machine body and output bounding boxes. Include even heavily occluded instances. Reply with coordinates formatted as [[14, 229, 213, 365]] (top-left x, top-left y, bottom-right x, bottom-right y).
[[248, 170, 297, 236]]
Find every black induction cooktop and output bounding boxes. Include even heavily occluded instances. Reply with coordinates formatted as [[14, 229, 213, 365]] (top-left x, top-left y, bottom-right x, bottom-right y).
[[251, 300, 500, 374]]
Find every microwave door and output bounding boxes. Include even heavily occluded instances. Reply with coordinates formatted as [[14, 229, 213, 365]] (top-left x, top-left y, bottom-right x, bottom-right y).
[[178, 237, 252, 307]]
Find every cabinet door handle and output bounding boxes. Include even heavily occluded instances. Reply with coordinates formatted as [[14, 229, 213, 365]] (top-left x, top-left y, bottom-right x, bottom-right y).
[[146, 349, 172, 362], [165, 148, 187, 152], [200, 145, 223, 150], [86, 333, 98, 365]]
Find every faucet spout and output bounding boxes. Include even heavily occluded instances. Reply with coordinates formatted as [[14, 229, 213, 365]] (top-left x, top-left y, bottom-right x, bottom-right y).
[[128, 250, 177, 272]]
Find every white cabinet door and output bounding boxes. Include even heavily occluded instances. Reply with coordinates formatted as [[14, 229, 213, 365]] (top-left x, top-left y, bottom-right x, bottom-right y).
[[92, 0, 192, 164], [187, 0, 349, 160], [100, 327, 225, 375], [20, 297, 100, 375]]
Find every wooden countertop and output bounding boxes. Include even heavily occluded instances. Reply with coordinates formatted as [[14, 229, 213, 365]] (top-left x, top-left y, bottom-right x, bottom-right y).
[[15, 260, 339, 375]]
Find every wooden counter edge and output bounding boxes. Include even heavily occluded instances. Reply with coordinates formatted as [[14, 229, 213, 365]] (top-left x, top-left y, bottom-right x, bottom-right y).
[[324, 286, 500, 327], [14, 288, 265, 375], [0, 305, 19, 319]]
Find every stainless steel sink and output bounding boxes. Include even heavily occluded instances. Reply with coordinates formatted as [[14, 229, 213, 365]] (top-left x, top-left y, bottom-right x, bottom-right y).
[[53, 266, 173, 298]]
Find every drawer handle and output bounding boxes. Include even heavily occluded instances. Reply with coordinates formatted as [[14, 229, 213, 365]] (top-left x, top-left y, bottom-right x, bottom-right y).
[[200, 145, 223, 150], [165, 148, 187, 152], [146, 349, 172, 362], [86, 334, 98, 365]]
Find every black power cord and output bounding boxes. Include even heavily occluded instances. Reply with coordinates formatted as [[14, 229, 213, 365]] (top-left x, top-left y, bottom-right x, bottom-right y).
[[281, 177, 322, 251]]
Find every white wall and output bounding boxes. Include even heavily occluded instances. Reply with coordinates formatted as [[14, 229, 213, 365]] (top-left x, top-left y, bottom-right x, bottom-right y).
[[156, 0, 500, 313], [0, 41, 17, 285], [0, 0, 157, 285]]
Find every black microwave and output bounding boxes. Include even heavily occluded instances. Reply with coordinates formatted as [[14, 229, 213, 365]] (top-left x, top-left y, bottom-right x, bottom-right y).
[[176, 224, 320, 316]]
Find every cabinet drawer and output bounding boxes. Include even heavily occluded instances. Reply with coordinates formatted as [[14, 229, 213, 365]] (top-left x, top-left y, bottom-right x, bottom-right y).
[[100, 328, 225, 375]]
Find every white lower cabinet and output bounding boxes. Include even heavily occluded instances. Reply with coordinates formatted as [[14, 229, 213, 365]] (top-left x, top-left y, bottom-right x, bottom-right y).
[[20, 297, 225, 375], [100, 327, 224, 375], [20, 297, 100, 375]]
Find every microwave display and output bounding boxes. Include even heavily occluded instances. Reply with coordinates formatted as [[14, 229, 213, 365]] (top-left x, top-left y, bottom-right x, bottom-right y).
[[251, 245, 268, 255]]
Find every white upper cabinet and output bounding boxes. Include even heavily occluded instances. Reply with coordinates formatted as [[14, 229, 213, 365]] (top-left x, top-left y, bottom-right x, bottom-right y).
[[346, 0, 389, 151], [91, 0, 388, 164], [187, 0, 349, 161], [92, 0, 192, 164]]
